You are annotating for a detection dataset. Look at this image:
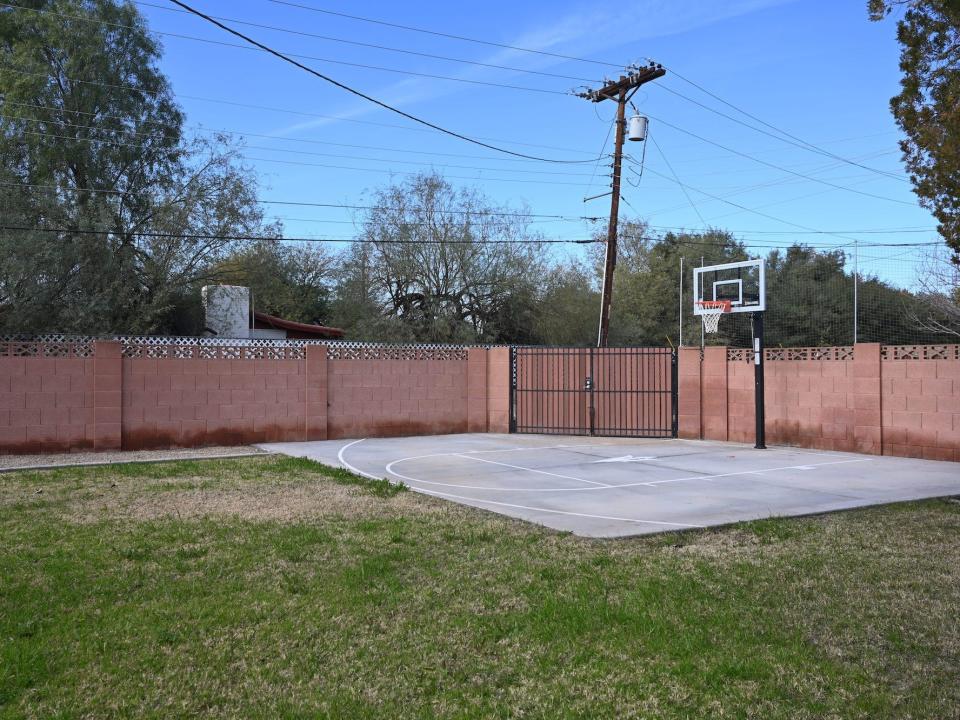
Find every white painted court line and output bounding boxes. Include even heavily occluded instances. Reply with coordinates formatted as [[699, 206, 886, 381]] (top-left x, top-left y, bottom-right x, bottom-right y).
[[336, 440, 874, 497], [415, 487, 704, 529], [638, 458, 872, 487], [384, 457, 590, 493], [381, 452, 872, 493], [453, 453, 612, 487], [337, 438, 381, 480]]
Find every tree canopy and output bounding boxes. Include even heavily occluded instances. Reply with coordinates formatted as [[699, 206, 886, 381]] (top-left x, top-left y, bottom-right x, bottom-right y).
[[329, 174, 546, 344], [0, 0, 273, 334], [869, 0, 960, 260]]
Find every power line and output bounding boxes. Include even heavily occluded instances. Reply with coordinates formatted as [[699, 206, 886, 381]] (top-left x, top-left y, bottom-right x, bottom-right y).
[[638, 163, 866, 243], [4, 1, 601, 161], [639, 148, 899, 221], [0, 181, 602, 221], [267, 0, 622, 69], [649, 82, 907, 183], [163, 0, 601, 164], [644, 113, 917, 206], [6, 121, 605, 179], [135, 1, 600, 83], [652, 63, 911, 185], [0, 3, 578, 98], [3, 181, 939, 245], [0, 225, 601, 245], [1, 119, 603, 186], [0, 95, 594, 160], [1, 224, 940, 250], [14, 100, 899, 189], [248, 0, 911, 185], [648, 135, 706, 226]]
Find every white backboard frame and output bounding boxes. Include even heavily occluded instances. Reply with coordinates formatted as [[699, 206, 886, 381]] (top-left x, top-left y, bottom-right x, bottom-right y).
[[693, 259, 765, 315]]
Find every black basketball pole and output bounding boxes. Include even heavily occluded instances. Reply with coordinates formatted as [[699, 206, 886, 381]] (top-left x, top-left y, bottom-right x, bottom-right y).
[[752, 311, 766, 449]]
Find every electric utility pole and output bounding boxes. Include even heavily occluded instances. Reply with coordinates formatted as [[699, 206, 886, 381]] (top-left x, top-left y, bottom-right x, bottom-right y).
[[580, 62, 665, 347]]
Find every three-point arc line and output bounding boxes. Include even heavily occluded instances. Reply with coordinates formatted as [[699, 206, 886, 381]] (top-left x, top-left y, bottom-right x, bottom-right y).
[[335, 439, 873, 529]]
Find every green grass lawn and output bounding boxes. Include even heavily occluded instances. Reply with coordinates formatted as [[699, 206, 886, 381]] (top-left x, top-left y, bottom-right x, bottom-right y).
[[1, 456, 958, 719]]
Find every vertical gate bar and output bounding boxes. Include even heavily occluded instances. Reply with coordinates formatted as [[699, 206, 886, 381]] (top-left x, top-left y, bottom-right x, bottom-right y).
[[589, 347, 595, 436], [552, 348, 559, 433]]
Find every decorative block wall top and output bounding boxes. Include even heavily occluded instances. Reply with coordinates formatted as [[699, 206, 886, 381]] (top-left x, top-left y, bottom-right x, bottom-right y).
[[881, 345, 960, 361], [116, 335, 316, 360], [0, 337, 94, 358], [326, 343, 468, 361], [727, 347, 855, 362]]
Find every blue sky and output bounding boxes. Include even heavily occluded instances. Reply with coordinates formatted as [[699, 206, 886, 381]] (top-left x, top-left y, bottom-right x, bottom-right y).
[[135, 0, 937, 285]]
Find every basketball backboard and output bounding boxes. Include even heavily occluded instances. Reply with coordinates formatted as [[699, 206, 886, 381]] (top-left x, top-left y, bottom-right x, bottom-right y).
[[693, 259, 765, 315]]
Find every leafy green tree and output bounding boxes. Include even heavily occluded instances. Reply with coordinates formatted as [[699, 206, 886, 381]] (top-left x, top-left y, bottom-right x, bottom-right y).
[[337, 173, 545, 343], [0, 0, 272, 334], [214, 241, 335, 326], [596, 222, 749, 347], [533, 262, 598, 346], [869, 0, 960, 259]]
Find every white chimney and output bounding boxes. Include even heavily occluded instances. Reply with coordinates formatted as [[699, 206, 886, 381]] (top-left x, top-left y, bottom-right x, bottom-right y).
[[202, 285, 250, 339]]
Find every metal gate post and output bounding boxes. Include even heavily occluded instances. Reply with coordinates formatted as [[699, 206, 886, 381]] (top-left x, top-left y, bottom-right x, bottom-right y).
[[670, 349, 679, 438]]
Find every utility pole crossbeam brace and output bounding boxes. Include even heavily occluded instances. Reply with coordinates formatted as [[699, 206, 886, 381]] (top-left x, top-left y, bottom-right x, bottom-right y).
[[580, 63, 666, 348]]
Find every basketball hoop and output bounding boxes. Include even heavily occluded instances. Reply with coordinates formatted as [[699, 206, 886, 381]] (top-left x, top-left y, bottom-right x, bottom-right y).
[[697, 300, 732, 334]]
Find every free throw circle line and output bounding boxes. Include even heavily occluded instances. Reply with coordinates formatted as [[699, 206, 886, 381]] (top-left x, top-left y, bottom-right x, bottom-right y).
[[415, 486, 704, 529], [453, 453, 612, 487]]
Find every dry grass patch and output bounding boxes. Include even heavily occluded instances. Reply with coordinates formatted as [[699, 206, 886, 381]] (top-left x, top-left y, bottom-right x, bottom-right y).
[[1, 456, 958, 719]]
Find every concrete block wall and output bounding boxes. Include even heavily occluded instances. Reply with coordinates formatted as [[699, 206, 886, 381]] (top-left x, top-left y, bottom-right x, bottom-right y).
[[121, 354, 307, 449], [1, 340, 511, 454], [683, 343, 959, 461], [0, 354, 94, 453], [326, 357, 468, 439], [881, 350, 960, 461]]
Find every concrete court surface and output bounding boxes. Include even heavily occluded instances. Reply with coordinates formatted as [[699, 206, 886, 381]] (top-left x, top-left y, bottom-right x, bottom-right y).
[[258, 434, 960, 538]]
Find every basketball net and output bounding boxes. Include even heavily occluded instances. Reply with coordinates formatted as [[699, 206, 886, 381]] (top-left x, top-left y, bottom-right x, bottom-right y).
[[698, 300, 732, 334]]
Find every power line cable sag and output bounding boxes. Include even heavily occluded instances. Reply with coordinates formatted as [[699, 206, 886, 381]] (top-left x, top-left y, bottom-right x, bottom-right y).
[[256, 0, 915, 181], [0, 224, 940, 249], [649, 83, 907, 183], [644, 114, 917, 206], [2, 0, 600, 163], [0, 3, 582, 97], [134, 0, 601, 83], [1, 69, 597, 156], [0, 225, 602, 245], [6, 122, 607, 180], [163, 0, 601, 163], [266, 0, 623, 68]]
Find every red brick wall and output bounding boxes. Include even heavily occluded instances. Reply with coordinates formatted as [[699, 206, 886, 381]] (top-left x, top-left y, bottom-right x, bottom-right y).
[[687, 344, 959, 461]]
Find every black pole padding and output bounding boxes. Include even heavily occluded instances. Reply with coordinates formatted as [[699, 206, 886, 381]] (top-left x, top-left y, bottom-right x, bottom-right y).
[[753, 312, 766, 449]]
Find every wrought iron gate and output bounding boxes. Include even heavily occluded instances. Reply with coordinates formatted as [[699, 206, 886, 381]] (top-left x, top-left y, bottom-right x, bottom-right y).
[[509, 347, 677, 438]]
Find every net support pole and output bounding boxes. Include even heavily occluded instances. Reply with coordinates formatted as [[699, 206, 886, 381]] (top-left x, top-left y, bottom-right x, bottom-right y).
[[752, 311, 766, 449]]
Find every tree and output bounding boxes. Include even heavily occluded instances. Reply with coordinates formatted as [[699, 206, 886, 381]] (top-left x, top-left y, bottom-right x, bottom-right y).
[[869, 0, 960, 259], [0, 0, 272, 334], [533, 262, 598, 346], [337, 173, 545, 343], [214, 241, 336, 326], [591, 222, 749, 347]]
